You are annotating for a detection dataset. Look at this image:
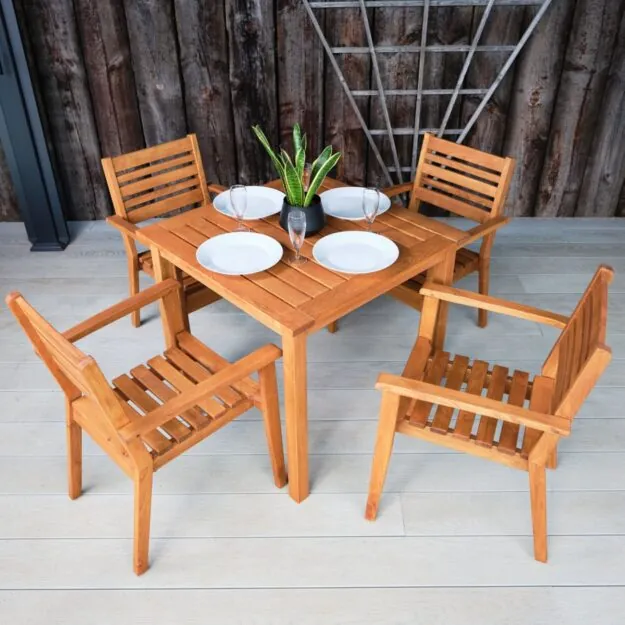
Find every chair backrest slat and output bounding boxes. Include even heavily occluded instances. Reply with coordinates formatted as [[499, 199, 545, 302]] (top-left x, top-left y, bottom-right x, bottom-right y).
[[6, 293, 130, 431], [542, 266, 613, 417], [410, 134, 515, 223], [102, 134, 209, 224]]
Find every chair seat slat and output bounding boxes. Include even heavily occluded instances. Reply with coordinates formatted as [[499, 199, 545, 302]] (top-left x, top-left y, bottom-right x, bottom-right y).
[[475, 365, 508, 448], [452, 359, 489, 440], [498, 370, 530, 455], [430, 354, 470, 434]]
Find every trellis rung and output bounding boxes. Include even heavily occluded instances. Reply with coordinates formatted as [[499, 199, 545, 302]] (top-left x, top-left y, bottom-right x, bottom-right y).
[[331, 45, 515, 54], [352, 88, 489, 96], [311, 1, 542, 7], [370, 128, 462, 136]]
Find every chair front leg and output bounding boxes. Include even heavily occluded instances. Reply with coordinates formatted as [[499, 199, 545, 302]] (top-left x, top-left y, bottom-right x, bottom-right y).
[[365, 391, 401, 521], [477, 235, 494, 328], [66, 398, 82, 500], [123, 235, 141, 328], [258, 362, 287, 489], [529, 462, 548, 562], [133, 466, 154, 575]]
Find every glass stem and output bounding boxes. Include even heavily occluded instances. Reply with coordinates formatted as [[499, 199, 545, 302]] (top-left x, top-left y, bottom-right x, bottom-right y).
[[295, 247, 300, 262]]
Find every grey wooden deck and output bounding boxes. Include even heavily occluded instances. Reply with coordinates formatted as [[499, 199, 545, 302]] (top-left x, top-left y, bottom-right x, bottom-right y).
[[0, 219, 624, 624]]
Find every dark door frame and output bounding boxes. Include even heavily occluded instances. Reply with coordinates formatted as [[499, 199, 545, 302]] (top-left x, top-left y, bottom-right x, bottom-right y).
[[0, 0, 69, 250]]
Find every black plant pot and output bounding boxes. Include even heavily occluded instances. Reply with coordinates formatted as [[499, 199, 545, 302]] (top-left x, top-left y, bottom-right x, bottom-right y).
[[279, 194, 326, 237]]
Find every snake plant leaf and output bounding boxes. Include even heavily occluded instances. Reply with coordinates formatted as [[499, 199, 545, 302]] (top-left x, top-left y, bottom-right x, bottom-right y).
[[293, 124, 304, 154], [310, 145, 333, 181], [304, 151, 341, 207], [295, 146, 305, 179], [252, 125, 284, 176], [280, 149, 304, 206]]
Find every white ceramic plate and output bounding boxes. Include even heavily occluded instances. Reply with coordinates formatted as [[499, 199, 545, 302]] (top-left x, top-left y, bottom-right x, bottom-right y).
[[312, 231, 399, 275], [320, 187, 392, 221], [213, 186, 284, 220], [195, 232, 283, 276]]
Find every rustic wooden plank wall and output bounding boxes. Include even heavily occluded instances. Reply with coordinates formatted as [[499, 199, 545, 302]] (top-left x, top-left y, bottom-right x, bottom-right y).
[[0, 0, 623, 220]]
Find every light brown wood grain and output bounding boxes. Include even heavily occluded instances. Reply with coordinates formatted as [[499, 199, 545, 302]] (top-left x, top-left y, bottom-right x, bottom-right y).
[[367, 266, 613, 564], [5, 288, 284, 576], [102, 135, 219, 326]]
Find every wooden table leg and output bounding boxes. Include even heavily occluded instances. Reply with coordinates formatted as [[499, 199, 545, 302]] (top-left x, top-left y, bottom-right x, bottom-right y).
[[151, 245, 190, 346], [282, 331, 309, 503], [427, 249, 456, 351]]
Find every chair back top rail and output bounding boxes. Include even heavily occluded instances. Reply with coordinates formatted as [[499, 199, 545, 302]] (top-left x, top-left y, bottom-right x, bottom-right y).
[[410, 133, 515, 223], [102, 134, 209, 225]]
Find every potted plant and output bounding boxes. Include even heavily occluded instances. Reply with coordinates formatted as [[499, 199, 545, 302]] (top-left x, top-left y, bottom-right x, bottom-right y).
[[252, 124, 341, 236]]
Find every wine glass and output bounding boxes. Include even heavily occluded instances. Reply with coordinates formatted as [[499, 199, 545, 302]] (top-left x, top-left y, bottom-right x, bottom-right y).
[[362, 187, 381, 231], [287, 209, 307, 266], [230, 184, 248, 231]]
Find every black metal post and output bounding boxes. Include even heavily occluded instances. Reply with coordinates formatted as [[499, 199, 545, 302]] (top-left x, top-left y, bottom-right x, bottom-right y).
[[0, 0, 69, 250]]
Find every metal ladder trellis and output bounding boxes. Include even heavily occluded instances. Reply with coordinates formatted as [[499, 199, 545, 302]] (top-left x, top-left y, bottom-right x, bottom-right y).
[[302, 0, 554, 186]]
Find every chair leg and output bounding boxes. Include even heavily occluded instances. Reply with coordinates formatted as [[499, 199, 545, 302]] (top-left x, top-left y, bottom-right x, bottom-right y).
[[365, 391, 401, 521], [478, 260, 490, 328], [258, 363, 287, 488], [133, 467, 153, 575], [66, 399, 82, 500], [529, 462, 548, 563], [129, 261, 141, 328], [327, 320, 338, 334], [546, 445, 558, 470]]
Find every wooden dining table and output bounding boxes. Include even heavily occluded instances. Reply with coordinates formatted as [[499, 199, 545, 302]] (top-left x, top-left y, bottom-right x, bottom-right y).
[[134, 179, 465, 503]]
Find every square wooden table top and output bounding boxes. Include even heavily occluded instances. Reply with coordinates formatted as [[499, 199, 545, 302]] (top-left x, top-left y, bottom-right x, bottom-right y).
[[135, 193, 465, 338]]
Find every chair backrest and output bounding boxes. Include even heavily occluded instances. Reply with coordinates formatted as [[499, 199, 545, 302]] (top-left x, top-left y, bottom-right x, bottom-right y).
[[410, 133, 515, 223], [542, 266, 613, 418], [6, 292, 130, 433], [102, 134, 210, 225]]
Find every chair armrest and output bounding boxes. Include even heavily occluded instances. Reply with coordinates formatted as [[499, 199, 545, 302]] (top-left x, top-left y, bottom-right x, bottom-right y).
[[207, 183, 226, 194], [376, 374, 570, 436], [383, 182, 413, 197], [63, 280, 181, 343], [461, 215, 510, 246], [419, 282, 569, 329], [119, 344, 282, 440], [106, 215, 139, 238]]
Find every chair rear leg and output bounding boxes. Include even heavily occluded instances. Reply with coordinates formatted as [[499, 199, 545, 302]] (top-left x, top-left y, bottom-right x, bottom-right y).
[[365, 391, 401, 521], [133, 467, 153, 575], [129, 260, 141, 328], [478, 259, 490, 328], [259, 363, 287, 488], [327, 320, 338, 334], [66, 399, 82, 500], [529, 462, 548, 562]]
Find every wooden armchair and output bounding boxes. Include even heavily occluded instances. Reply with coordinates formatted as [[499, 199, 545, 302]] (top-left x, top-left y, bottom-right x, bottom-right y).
[[366, 265, 613, 562], [6, 279, 286, 575], [102, 134, 223, 327], [384, 133, 515, 328]]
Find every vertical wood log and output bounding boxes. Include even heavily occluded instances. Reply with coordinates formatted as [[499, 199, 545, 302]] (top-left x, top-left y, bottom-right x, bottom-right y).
[[225, 0, 278, 185], [535, 0, 624, 217], [503, 0, 575, 216], [174, 1, 238, 186], [73, 0, 144, 158], [277, 1, 324, 156], [124, 0, 186, 146], [15, 0, 109, 220], [324, 8, 370, 186], [368, 6, 422, 186], [462, 6, 524, 156], [576, 9, 625, 216], [0, 145, 20, 221], [618, 183, 625, 217]]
